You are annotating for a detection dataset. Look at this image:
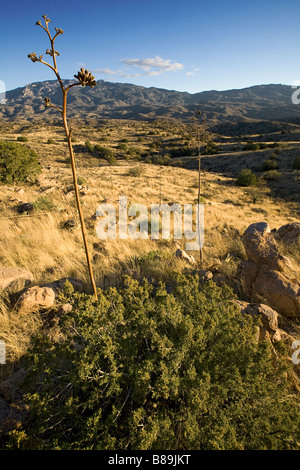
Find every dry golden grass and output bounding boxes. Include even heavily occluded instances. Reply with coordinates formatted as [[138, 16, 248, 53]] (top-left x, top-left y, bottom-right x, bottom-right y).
[[0, 119, 299, 286], [0, 119, 299, 374], [0, 296, 42, 379]]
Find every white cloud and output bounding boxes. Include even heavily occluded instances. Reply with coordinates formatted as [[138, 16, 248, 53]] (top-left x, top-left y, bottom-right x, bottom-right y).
[[92, 56, 184, 78], [120, 56, 184, 73]]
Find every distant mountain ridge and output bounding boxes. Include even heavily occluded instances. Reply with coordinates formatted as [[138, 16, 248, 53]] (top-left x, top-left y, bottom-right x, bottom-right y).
[[1, 80, 300, 123]]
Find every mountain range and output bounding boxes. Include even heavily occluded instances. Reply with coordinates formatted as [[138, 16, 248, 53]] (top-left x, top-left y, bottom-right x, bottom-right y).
[[1, 80, 300, 124]]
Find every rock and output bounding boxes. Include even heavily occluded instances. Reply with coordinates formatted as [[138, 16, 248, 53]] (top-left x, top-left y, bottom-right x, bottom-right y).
[[254, 304, 281, 331], [0, 397, 28, 434], [63, 219, 76, 230], [199, 270, 213, 282], [17, 202, 34, 214], [233, 300, 281, 332], [242, 222, 291, 272], [59, 303, 73, 314], [0, 369, 26, 403], [18, 286, 55, 311], [253, 265, 300, 317], [236, 259, 260, 292], [42, 277, 84, 293], [175, 248, 196, 265], [0, 267, 33, 293], [275, 329, 296, 346], [14, 188, 24, 195], [275, 223, 300, 244], [41, 185, 55, 194]]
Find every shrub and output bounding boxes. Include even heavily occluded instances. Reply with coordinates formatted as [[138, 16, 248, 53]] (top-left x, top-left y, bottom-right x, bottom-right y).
[[243, 142, 260, 151], [33, 196, 56, 212], [94, 145, 113, 160], [117, 143, 127, 151], [262, 159, 278, 171], [263, 170, 281, 181], [127, 166, 143, 177], [17, 136, 29, 142], [202, 141, 220, 155], [77, 176, 86, 185], [85, 141, 94, 153], [236, 169, 257, 186], [12, 275, 300, 450], [149, 154, 171, 166], [293, 156, 300, 169], [169, 146, 197, 157], [107, 155, 117, 165], [0, 140, 40, 184]]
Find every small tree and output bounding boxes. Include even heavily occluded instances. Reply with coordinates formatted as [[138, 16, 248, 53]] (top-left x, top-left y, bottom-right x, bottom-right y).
[[236, 169, 257, 187], [28, 15, 98, 299]]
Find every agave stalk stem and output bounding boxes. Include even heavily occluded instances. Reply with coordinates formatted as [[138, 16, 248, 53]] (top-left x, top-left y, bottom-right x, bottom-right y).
[[61, 91, 98, 300], [28, 16, 98, 299]]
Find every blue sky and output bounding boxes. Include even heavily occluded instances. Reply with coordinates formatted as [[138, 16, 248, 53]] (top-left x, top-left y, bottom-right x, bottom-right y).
[[2, 0, 300, 94]]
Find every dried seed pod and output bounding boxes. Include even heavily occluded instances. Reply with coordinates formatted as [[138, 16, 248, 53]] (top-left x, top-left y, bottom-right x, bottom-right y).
[[74, 68, 97, 88], [55, 27, 64, 35], [44, 97, 51, 107], [46, 49, 60, 57], [42, 14, 51, 23], [28, 53, 39, 63]]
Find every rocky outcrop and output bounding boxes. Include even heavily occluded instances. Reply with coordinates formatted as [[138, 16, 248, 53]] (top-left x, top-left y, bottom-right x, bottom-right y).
[[237, 222, 300, 317], [233, 300, 295, 345], [253, 265, 300, 317], [242, 222, 292, 272]]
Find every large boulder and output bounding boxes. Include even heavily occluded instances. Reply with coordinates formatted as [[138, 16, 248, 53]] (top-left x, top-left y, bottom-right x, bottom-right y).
[[242, 222, 291, 272], [0, 267, 33, 294], [275, 222, 300, 244], [253, 265, 300, 318], [237, 222, 300, 317]]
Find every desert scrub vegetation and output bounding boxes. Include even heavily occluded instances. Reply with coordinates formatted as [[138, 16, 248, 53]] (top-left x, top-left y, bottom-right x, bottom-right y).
[[236, 169, 257, 187], [262, 158, 278, 171], [16, 136, 29, 142], [0, 140, 40, 184], [8, 275, 300, 450]]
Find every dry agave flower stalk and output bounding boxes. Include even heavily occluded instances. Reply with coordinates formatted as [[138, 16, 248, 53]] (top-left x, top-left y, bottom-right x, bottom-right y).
[[28, 15, 98, 299], [192, 109, 207, 267]]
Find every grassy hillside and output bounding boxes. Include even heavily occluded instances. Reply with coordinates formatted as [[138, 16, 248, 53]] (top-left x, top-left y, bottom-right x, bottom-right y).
[[0, 117, 299, 449]]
